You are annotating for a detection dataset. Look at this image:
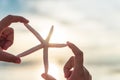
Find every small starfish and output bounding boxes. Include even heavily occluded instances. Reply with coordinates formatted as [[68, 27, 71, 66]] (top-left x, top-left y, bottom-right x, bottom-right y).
[[17, 24, 67, 74]]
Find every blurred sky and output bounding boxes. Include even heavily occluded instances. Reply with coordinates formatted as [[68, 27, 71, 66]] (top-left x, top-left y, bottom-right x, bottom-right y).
[[0, 0, 120, 80], [0, 0, 120, 61]]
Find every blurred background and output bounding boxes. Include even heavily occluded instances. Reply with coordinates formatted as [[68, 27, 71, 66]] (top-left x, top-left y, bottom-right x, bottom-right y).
[[0, 0, 120, 80]]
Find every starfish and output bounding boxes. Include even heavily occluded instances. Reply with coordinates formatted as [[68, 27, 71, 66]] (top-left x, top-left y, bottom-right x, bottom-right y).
[[17, 24, 67, 74]]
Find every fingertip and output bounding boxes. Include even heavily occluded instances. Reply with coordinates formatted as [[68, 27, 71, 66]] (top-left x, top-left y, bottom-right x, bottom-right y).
[[14, 57, 21, 64], [17, 16, 29, 23], [41, 73, 47, 79], [21, 19, 29, 24], [67, 41, 72, 46], [67, 41, 74, 49], [16, 58, 21, 64], [41, 73, 45, 78], [22, 17, 29, 23], [67, 41, 70, 44], [25, 19, 29, 23]]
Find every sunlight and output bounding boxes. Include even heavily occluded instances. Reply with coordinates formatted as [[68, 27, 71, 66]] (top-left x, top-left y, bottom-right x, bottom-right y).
[[48, 63, 60, 79], [38, 62, 61, 80]]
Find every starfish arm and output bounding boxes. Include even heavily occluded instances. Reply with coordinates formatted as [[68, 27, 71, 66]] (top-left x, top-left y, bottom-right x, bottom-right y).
[[46, 26, 54, 42], [16, 43, 67, 57], [43, 45, 49, 74], [17, 44, 43, 57], [24, 23, 44, 43], [49, 43, 67, 48]]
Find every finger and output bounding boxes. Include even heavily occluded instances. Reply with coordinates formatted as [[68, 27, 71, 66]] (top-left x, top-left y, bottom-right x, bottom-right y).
[[63, 56, 74, 78], [3, 41, 13, 50], [0, 51, 21, 63], [67, 41, 84, 68], [0, 36, 6, 48], [19, 17, 29, 23], [41, 73, 56, 80], [0, 15, 29, 32], [67, 41, 83, 57], [10, 15, 29, 23], [2, 27, 14, 50]]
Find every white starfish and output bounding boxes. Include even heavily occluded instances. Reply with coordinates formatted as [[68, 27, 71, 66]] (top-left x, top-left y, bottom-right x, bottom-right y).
[[17, 24, 67, 74]]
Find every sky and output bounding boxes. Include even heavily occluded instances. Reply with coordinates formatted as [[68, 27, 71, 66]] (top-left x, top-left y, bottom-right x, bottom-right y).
[[0, 0, 120, 65], [0, 0, 120, 80], [0, 0, 120, 67]]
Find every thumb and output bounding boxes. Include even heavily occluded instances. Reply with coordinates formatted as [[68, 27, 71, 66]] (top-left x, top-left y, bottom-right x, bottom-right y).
[[63, 56, 74, 78], [41, 73, 56, 80], [0, 51, 21, 64]]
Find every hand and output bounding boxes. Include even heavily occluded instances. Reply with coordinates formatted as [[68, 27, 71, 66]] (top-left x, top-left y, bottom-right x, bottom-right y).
[[0, 50, 21, 63], [41, 42, 91, 80], [0, 15, 29, 32], [0, 27, 20, 64], [41, 73, 56, 80], [0, 15, 28, 63], [64, 42, 92, 80], [0, 27, 14, 50]]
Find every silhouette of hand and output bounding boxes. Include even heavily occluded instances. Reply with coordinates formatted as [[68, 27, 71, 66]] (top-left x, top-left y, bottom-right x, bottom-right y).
[[41, 42, 91, 80], [63, 42, 91, 80], [0, 15, 28, 63]]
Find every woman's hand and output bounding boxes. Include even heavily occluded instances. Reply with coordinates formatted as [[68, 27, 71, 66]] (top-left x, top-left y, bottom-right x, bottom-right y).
[[63, 42, 91, 80], [41, 42, 92, 80], [0, 15, 28, 63]]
